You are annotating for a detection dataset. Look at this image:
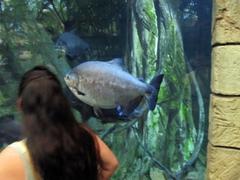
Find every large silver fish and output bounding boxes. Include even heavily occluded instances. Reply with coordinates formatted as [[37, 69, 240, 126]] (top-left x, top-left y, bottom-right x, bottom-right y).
[[64, 58, 163, 118]]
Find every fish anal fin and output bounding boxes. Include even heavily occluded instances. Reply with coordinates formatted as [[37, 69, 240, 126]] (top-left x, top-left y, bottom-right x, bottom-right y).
[[115, 96, 144, 119], [124, 96, 144, 115]]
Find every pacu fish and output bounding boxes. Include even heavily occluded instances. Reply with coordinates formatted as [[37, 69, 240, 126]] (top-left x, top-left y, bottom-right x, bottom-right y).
[[64, 58, 163, 118]]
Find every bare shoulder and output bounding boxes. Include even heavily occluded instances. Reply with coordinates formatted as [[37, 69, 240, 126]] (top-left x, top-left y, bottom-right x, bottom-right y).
[[78, 124, 119, 179], [0, 146, 20, 165], [0, 145, 25, 180]]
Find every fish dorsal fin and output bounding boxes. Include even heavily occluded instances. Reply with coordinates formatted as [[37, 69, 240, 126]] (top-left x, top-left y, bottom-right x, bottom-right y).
[[107, 58, 125, 70]]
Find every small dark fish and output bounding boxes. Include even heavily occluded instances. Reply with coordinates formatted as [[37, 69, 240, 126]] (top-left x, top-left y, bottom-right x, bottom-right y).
[[64, 58, 164, 121], [0, 115, 22, 147], [56, 31, 89, 59]]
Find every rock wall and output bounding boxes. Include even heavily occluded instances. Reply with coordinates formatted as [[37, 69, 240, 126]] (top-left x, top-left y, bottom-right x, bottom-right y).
[[206, 0, 240, 179]]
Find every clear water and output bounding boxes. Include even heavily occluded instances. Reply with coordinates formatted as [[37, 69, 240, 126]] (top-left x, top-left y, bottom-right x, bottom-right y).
[[0, 0, 211, 179]]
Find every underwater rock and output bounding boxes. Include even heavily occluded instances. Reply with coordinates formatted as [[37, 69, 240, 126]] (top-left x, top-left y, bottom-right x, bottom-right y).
[[64, 58, 164, 121], [56, 31, 89, 60], [0, 115, 22, 147], [209, 94, 240, 148], [207, 144, 240, 180], [212, 46, 240, 95], [212, 0, 240, 44]]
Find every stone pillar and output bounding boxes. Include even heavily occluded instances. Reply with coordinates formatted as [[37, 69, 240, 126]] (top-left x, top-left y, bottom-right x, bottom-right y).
[[206, 0, 240, 179]]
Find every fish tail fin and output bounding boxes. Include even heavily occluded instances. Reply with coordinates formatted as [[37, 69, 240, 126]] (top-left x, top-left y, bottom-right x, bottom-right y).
[[150, 74, 164, 95], [146, 74, 164, 110]]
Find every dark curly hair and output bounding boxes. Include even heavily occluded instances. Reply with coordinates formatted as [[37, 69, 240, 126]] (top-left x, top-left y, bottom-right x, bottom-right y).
[[18, 66, 100, 180]]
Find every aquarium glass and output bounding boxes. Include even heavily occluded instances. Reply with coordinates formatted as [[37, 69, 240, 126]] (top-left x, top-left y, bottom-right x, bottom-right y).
[[0, 0, 211, 179]]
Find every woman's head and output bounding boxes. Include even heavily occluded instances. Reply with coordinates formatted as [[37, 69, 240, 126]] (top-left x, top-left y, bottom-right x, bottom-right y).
[[17, 66, 99, 180], [18, 66, 74, 128], [18, 66, 61, 97], [18, 66, 62, 114]]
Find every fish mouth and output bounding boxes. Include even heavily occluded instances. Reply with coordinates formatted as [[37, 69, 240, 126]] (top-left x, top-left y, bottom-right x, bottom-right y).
[[64, 76, 70, 86], [64, 72, 78, 86], [64, 74, 72, 82]]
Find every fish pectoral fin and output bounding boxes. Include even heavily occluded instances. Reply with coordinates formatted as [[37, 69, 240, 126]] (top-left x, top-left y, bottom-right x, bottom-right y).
[[76, 89, 85, 96]]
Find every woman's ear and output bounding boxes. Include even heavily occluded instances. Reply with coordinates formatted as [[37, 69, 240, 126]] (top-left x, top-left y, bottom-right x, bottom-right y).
[[16, 98, 23, 111]]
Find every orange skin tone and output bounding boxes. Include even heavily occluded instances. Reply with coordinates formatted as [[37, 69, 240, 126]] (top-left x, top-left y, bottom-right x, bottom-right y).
[[0, 133, 119, 180], [0, 99, 119, 180]]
